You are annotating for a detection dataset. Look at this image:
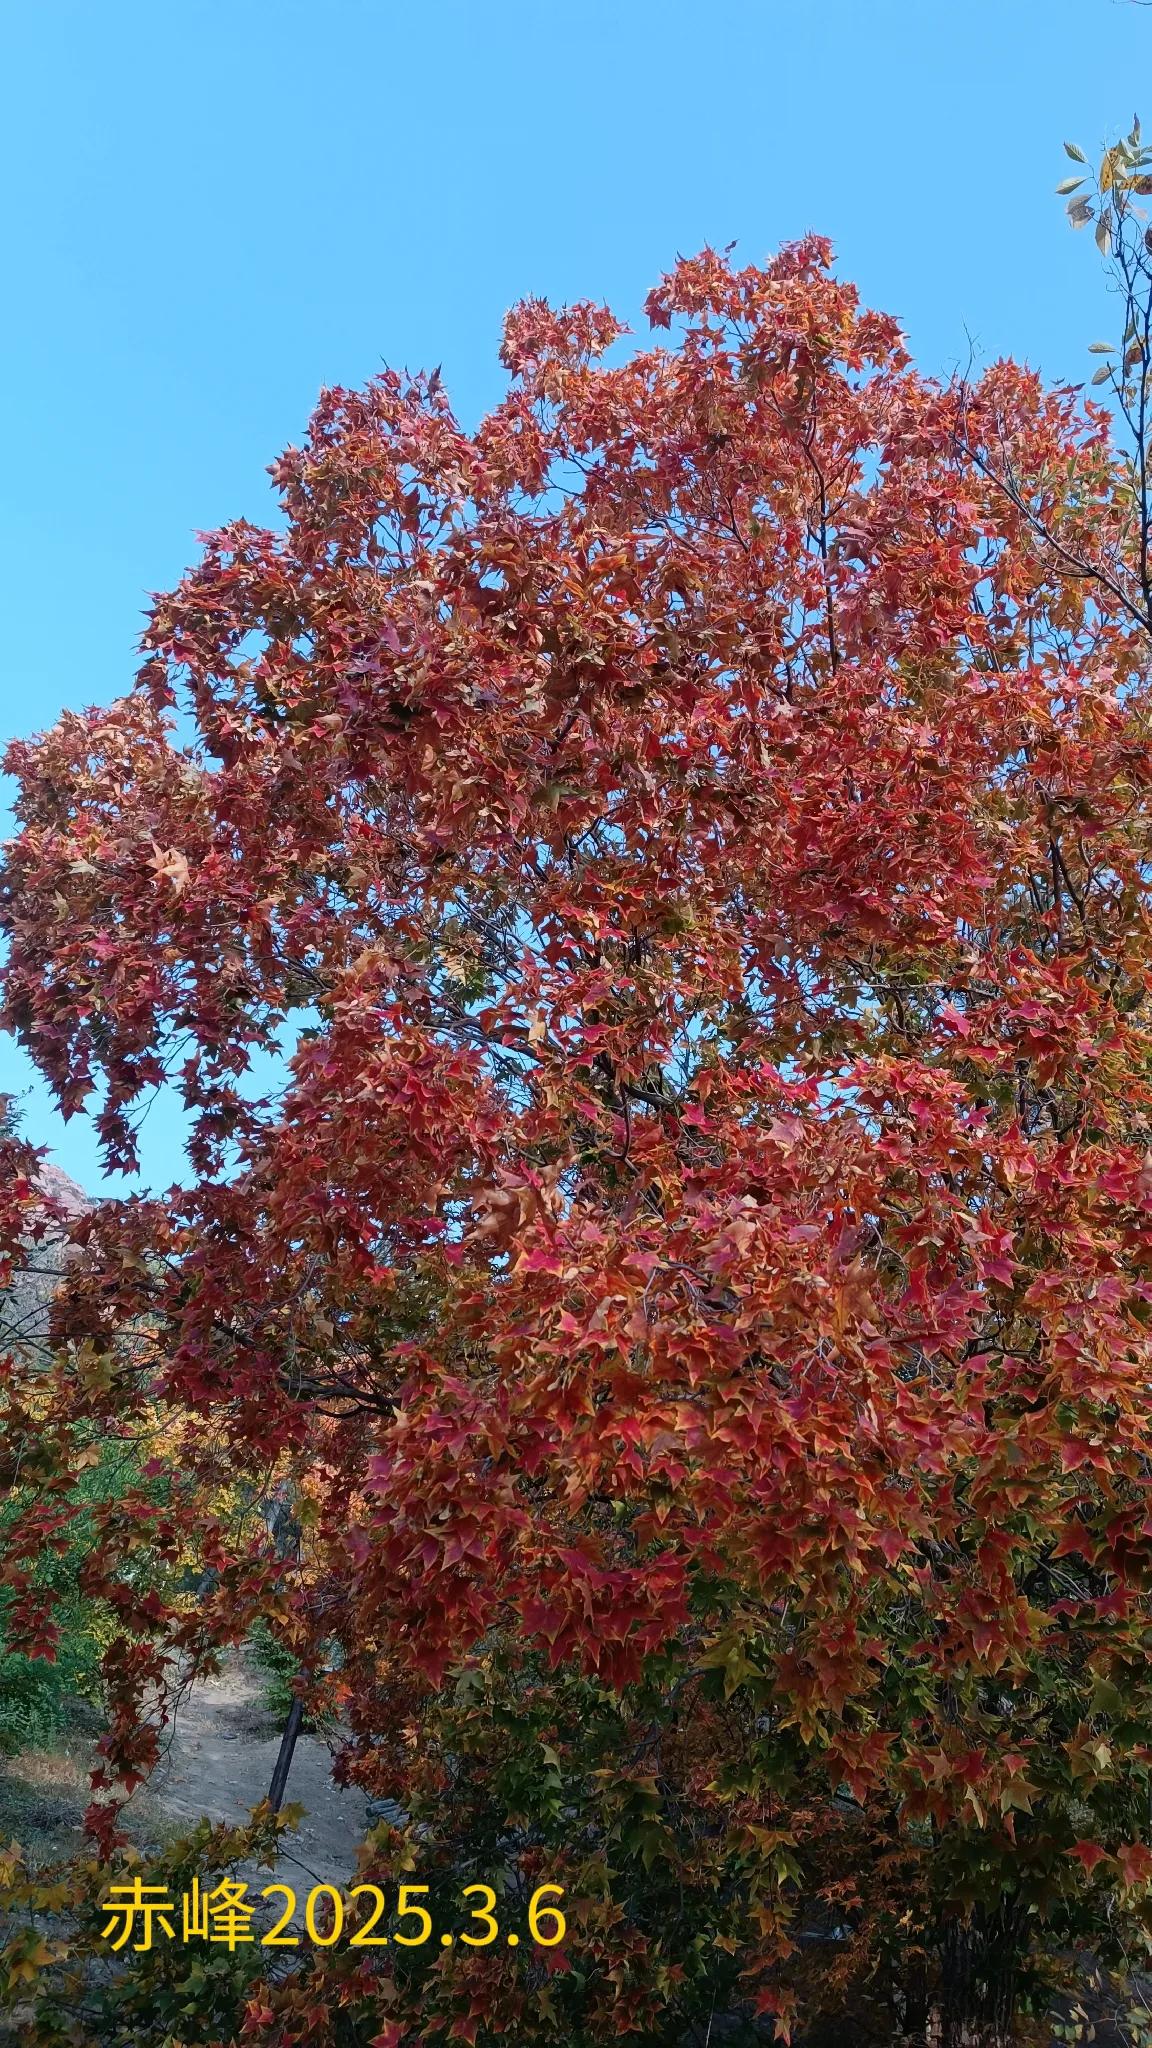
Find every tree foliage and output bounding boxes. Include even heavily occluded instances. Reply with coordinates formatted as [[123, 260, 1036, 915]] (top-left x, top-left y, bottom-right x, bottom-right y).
[[6, 231, 1152, 2043]]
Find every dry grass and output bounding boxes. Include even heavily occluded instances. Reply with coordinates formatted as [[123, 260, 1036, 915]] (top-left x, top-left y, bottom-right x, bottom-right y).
[[0, 1699, 175, 1867]]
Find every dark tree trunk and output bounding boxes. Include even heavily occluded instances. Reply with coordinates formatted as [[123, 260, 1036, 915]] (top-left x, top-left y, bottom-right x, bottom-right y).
[[934, 1898, 1027, 2048], [267, 1695, 305, 1812], [902, 1951, 929, 2044]]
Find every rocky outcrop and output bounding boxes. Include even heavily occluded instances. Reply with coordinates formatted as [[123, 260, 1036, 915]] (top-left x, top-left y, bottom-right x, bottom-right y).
[[0, 1163, 92, 1356]]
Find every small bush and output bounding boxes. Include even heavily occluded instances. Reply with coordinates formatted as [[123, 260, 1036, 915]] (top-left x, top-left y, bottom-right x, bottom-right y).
[[246, 1617, 311, 1731], [0, 1440, 172, 1754]]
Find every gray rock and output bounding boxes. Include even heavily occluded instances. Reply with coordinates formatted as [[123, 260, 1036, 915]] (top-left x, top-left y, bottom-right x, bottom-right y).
[[365, 1796, 409, 1827], [0, 1163, 92, 1357]]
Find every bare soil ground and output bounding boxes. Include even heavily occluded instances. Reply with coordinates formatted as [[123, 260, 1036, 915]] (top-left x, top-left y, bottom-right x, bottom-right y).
[[0, 1700, 171, 1866], [0, 1646, 368, 1896], [146, 1643, 367, 1890], [0, 1649, 374, 2038]]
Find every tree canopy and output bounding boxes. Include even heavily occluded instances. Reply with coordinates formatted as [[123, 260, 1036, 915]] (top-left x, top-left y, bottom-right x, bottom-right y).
[[7, 234, 1152, 2046]]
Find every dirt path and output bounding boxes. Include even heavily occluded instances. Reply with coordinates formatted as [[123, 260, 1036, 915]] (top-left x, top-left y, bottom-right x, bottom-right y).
[[148, 1646, 369, 1893], [0, 1652, 376, 2037], [0, 1648, 377, 1893]]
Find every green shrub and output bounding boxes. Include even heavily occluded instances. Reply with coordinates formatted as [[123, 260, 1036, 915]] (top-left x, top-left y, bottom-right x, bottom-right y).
[[0, 1441, 170, 1754], [246, 1617, 311, 1731]]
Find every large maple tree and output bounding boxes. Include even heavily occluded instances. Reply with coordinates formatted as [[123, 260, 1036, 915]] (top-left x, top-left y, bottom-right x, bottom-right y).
[[6, 232, 1152, 2046]]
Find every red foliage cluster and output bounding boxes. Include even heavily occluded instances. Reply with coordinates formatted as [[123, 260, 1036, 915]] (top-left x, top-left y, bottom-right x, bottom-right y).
[[6, 238, 1152, 2042]]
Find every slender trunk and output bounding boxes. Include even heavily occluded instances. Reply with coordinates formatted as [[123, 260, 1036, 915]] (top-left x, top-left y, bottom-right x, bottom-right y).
[[902, 1951, 929, 2045], [267, 1695, 305, 1812], [934, 1898, 1026, 2048]]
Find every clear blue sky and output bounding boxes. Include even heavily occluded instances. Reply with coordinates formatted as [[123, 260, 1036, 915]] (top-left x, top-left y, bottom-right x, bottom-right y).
[[1, 0, 1147, 1194]]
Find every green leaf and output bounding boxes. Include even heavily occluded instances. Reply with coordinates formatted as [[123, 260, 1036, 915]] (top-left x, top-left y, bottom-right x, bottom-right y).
[[1091, 365, 1113, 385], [1065, 141, 1087, 163], [698, 1631, 760, 1697], [1057, 178, 1086, 196], [772, 1846, 804, 1884], [1088, 341, 1115, 353]]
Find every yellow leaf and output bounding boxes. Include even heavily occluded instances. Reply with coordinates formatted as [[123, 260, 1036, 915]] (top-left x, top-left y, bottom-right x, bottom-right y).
[[6, 1937, 53, 1982], [148, 844, 191, 894]]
